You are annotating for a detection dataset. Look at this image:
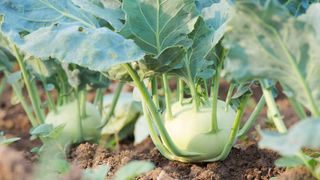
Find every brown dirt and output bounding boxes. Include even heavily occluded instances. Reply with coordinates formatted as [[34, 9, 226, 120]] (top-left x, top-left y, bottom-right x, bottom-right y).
[[69, 138, 284, 180], [0, 82, 315, 179]]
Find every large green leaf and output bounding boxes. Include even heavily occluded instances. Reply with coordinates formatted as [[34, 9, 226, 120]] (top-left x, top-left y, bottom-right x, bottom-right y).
[[0, 0, 98, 43], [0, 0, 144, 71], [259, 118, 320, 155], [71, 0, 124, 31], [122, 0, 198, 55], [224, 1, 320, 115], [174, 0, 233, 82], [21, 23, 144, 71]]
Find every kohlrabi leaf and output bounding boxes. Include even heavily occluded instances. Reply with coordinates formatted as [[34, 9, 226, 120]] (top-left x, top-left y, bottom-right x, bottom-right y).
[[224, 1, 320, 116], [71, 0, 124, 31], [259, 118, 320, 156], [0, 0, 98, 43], [174, 1, 233, 82], [279, 0, 315, 16], [101, 93, 141, 135], [122, 0, 198, 55], [139, 46, 186, 77], [0, 1, 144, 71], [83, 165, 110, 180], [26, 58, 61, 78], [114, 161, 155, 180], [275, 156, 305, 168], [20, 23, 144, 71], [122, 0, 198, 75]]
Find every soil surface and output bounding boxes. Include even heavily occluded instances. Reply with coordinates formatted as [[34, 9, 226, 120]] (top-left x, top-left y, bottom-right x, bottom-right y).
[[0, 82, 315, 180]]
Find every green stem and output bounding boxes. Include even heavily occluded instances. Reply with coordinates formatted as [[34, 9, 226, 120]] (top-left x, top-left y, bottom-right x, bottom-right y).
[[162, 73, 173, 120], [13, 45, 45, 124], [75, 89, 83, 142], [4, 71, 37, 127], [35, 59, 56, 113], [0, 77, 6, 98], [100, 82, 124, 128], [203, 80, 209, 99], [260, 80, 287, 133], [210, 61, 223, 133], [123, 63, 198, 157], [178, 79, 184, 105], [185, 56, 200, 111], [225, 83, 235, 111], [288, 96, 307, 119], [260, 80, 316, 176], [58, 73, 68, 105], [151, 77, 159, 108], [80, 89, 87, 118], [141, 102, 176, 160], [205, 95, 249, 162], [238, 95, 266, 137], [94, 88, 105, 115]]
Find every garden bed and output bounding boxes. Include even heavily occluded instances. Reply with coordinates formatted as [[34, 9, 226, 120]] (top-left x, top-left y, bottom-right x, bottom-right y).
[[0, 85, 314, 180]]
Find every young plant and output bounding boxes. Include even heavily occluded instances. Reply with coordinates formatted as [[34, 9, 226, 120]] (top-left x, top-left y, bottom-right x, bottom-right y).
[[0, 0, 141, 146], [224, 0, 320, 178]]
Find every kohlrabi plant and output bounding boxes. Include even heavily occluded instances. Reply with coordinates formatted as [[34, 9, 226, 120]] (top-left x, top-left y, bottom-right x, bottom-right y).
[[0, 0, 281, 163], [0, 0, 145, 147], [224, 0, 320, 178]]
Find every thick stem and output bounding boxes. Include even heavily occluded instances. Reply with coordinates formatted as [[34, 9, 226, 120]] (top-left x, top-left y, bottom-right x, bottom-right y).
[[13, 45, 45, 124], [123, 63, 198, 157], [225, 83, 235, 111], [162, 73, 173, 120], [100, 82, 124, 128], [260, 80, 316, 176], [260, 80, 287, 133], [151, 77, 159, 108], [80, 89, 87, 118], [178, 79, 184, 105], [238, 95, 266, 137], [210, 61, 223, 133], [205, 95, 249, 162], [141, 102, 176, 160]]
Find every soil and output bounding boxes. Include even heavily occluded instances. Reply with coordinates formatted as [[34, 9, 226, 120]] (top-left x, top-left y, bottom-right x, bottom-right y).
[[0, 82, 315, 180]]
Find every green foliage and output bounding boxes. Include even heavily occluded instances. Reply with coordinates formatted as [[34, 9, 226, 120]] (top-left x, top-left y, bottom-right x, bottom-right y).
[[259, 118, 320, 155], [0, 0, 144, 71], [114, 161, 155, 180], [71, 0, 124, 31], [224, 0, 320, 116], [0, 131, 20, 145]]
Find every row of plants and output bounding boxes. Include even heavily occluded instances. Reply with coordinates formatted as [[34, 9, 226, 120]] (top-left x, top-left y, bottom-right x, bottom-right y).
[[0, 0, 320, 179]]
